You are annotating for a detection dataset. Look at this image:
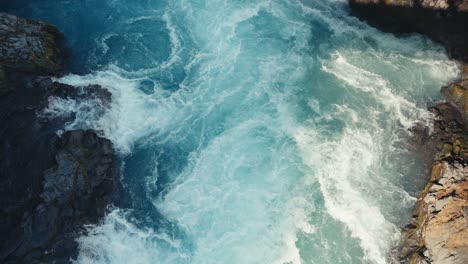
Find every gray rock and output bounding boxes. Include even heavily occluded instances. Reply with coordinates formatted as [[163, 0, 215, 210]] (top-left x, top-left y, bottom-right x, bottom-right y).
[[348, 0, 468, 62], [0, 12, 120, 264], [0, 12, 63, 74]]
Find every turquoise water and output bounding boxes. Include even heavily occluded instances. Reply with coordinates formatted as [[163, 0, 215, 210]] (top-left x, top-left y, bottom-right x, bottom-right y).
[[3, 0, 461, 263]]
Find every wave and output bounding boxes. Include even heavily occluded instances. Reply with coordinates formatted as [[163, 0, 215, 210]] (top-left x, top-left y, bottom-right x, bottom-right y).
[[35, 0, 462, 263]]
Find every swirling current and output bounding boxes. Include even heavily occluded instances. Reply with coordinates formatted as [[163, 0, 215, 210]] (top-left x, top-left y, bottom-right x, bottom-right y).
[[2, 0, 461, 263]]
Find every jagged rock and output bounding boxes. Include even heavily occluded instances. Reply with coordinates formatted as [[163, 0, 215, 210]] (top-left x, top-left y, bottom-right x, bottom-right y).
[[348, 0, 468, 62], [399, 76, 468, 264], [41, 130, 116, 209], [442, 78, 468, 121], [3, 130, 119, 264], [400, 74, 468, 263], [348, 3, 468, 262], [0, 12, 119, 264], [411, 161, 468, 264], [0, 80, 117, 264], [0, 12, 63, 75]]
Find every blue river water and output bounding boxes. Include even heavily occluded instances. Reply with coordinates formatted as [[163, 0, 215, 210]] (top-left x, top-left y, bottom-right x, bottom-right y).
[[2, 0, 461, 263]]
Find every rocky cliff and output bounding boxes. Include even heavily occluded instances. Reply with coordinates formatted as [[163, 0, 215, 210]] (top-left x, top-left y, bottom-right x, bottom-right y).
[[349, 1, 468, 264], [399, 76, 468, 264], [349, 0, 468, 61], [0, 13, 120, 263]]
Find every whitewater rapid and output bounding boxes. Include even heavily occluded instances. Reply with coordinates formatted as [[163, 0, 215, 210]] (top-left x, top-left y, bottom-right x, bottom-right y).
[[27, 0, 462, 263]]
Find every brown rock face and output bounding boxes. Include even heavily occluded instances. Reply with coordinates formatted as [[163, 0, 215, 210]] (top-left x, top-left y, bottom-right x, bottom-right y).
[[399, 95, 468, 264], [398, 65, 468, 264], [397, 64, 468, 264], [348, 1, 468, 263], [420, 161, 468, 264], [442, 65, 468, 121]]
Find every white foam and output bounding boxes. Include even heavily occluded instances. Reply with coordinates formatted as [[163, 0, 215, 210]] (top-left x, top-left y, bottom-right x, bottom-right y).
[[74, 209, 190, 264], [153, 118, 307, 264], [322, 51, 434, 129], [56, 70, 148, 153], [295, 126, 400, 264], [303, 40, 459, 263], [308, 98, 321, 114], [39, 94, 107, 131], [160, 11, 182, 69], [46, 0, 462, 264]]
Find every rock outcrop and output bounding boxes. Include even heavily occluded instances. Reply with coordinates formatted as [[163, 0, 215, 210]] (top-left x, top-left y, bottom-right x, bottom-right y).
[[0, 12, 119, 263], [0, 13, 63, 74], [348, 1, 468, 264], [399, 92, 468, 264], [409, 161, 468, 264], [349, 0, 468, 62]]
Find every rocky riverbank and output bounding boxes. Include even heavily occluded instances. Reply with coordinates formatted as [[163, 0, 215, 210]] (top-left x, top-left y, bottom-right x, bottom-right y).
[[0, 13, 120, 263], [349, 1, 468, 264]]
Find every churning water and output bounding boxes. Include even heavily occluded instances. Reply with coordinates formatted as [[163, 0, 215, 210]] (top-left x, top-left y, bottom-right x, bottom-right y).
[[3, 0, 461, 263]]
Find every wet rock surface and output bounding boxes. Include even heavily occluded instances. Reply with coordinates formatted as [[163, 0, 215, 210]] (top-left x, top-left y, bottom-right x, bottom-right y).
[[0, 12, 119, 264], [397, 72, 468, 264], [0, 12, 63, 74], [8, 130, 119, 264], [407, 34, 468, 264], [349, 0, 468, 62], [348, 1, 468, 263]]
